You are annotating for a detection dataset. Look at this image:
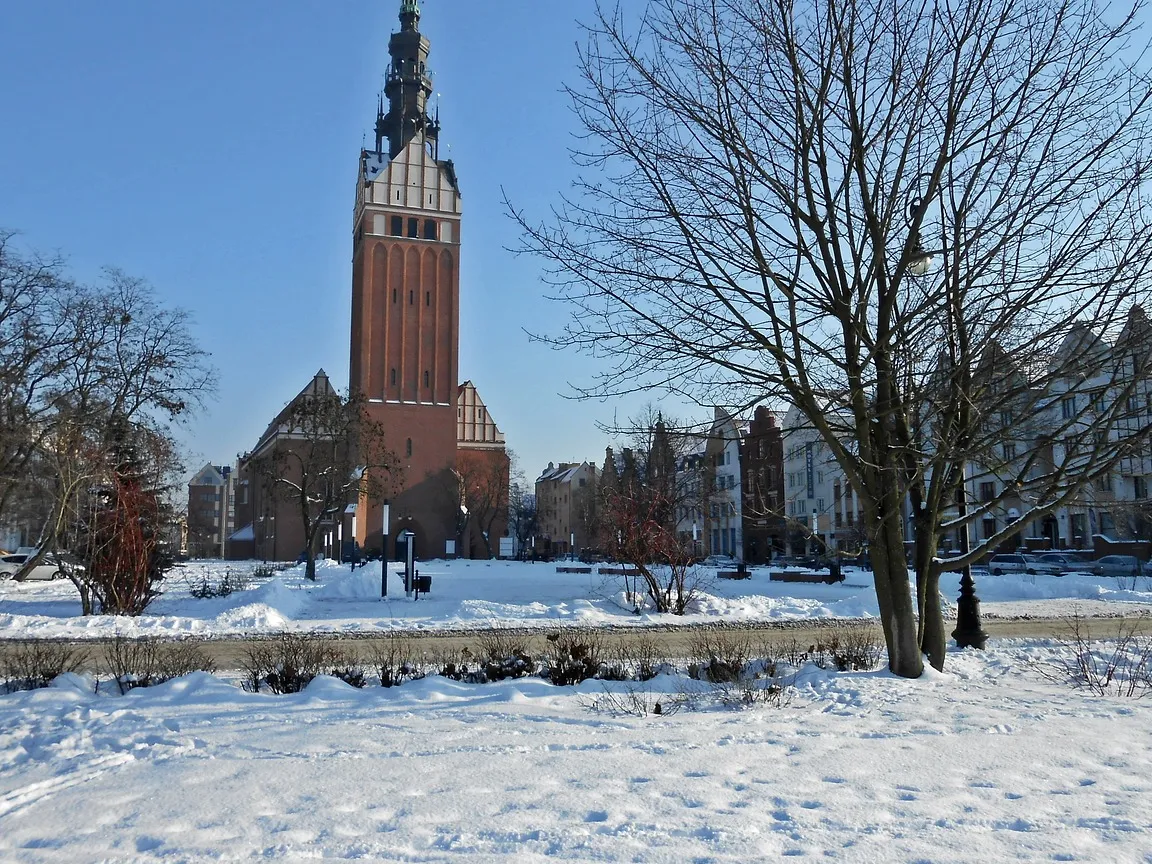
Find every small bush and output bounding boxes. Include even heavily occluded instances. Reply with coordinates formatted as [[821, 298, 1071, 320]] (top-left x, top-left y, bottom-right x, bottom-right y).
[[1, 641, 89, 693], [252, 563, 288, 580], [474, 631, 536, 682], [603, 635, 667, 682], [367, 634, 427, 687], [811, 626, 885, 672], [545, 630, 604, 686], [189, 568, 249, 599], [241, 634, 333, 694], [1039, 615, 1152, 698], [584, 682, 684, 718], [433, 647, 481, 682], [770, 634, 813, 670], [687, 631, 751, 682], [329, 664, 368, 689], [102, 636, 217, 694]]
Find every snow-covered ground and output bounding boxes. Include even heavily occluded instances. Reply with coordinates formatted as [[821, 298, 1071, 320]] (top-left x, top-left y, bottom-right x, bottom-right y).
[[1, 642, 1150, 862], [2, 558, 1152, 640]]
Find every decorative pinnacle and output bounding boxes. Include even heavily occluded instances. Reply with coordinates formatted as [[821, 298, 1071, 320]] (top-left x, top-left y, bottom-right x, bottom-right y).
[[400, 0, 420, 17]]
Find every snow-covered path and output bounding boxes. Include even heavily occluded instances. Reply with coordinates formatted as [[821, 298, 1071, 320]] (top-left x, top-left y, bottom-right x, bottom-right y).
[[1, 644, 1149, 862]]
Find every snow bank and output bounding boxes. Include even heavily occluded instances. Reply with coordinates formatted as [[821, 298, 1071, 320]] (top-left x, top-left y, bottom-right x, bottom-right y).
[[1, 642, 1150, 861]]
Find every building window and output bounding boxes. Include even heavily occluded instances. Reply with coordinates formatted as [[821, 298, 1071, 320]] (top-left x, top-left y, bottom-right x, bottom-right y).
[[1061, 396, 1076, 419], [409, 290, 414, 304], [406, 438, 413, 457], [423, 370, 430, 388], [393, 288, 397, 304], [1136, 476, 1149, 500], [1096, 473, 1113, 492], [390, 215, 403, 236], [407, 218, 419, 238], [426, 291, 431, 307], [1003, 442, 1016, 461], [390, 368, 397, 385], [979, 482, 995, 502], [423, 219, 437, 240], [982, 517, 997, 540]]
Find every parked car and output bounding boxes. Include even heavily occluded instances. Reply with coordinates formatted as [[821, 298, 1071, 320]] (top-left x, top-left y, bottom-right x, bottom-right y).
[[1032, 552, 1091, 573], [1092, 555, 1146, 578], [0, 553, 77, 581], [987, 554, 1065, 576]]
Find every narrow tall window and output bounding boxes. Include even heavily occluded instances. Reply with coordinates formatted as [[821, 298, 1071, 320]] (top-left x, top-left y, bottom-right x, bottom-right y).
[[426, 291, 431, 306], [390, 215, 403, 236], [390, 368, 397, 385], [423, 370, 430, 388], [423, 219, 437, 240], [407, 218, 419, 238], [406, 438, 413, 457]]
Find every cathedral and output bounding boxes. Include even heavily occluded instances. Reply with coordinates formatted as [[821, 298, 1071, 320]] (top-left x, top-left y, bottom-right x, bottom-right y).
[[234, 1, 508, 562]]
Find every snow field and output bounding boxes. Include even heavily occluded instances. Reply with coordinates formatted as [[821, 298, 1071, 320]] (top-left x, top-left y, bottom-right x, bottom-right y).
[[1, 642, 1150, 862], [2, 557, 1152, 641]]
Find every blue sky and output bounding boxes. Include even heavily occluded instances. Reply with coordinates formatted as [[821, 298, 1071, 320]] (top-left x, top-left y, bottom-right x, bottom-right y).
[[0, 0, 673, 484]]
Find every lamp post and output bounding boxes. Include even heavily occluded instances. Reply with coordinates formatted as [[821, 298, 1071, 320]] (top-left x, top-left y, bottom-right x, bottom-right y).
[[906, 176, 987, 650]]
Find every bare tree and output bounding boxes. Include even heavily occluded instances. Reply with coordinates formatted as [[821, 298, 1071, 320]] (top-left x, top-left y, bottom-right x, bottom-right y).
[[455, 448, 513, 558], [507, 478, 537, 559], [252, 391, 399, 580], [0, 245, 215, 610], [513, 0, 1152, 676], [602, 481, 708, 614]]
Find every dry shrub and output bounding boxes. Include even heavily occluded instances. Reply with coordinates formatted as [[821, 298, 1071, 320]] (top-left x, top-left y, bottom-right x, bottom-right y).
[[811, 626, 885, 671], [366, 633, 427, 687], [764, 626, 885, 673], [1039, 614, 1152, 698], [474, 630, 536, 682], [605, 635, 667, 682], [584, 682, 684, 718], [432, 647, 480, 682], [241, 634, 334, 694], [189, 568, 249, 599], [102, 636, 217, 694], [2, 641, 89, 692], [687, 630, 752, 682], [544, 630, 604, 686]]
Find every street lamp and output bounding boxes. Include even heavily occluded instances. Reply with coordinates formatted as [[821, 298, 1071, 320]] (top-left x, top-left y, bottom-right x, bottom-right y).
[[905, 176, 987, 650]]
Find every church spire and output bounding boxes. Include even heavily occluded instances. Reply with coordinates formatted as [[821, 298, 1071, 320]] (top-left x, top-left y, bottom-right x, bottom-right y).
[[377, 0, 438, 159], [399, 0, 420, 31]]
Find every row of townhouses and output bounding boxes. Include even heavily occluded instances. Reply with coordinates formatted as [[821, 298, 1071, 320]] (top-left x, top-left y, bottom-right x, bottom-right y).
[[782, 309, 1152, 558]]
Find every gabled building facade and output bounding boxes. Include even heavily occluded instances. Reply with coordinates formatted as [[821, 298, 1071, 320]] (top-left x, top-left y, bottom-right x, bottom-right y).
[[186, 463, 236, 559], [535, 461, 598, 557]]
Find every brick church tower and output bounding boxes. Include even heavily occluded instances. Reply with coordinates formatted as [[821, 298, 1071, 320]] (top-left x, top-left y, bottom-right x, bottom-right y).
[[350, 0, 462, 557]]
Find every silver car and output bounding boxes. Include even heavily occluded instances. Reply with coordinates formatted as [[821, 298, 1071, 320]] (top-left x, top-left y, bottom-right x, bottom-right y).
[[1032, 552, 1091, 574], [1092, 555, 1145, 578], [0, 553, 72, 581], [987, 554, 1065, 576]]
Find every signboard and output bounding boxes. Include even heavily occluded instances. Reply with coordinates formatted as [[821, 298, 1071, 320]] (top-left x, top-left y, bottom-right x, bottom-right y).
[[445, 539, 456, 556], [499, 537, 515, 559], [805, 442, 814, 500]]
